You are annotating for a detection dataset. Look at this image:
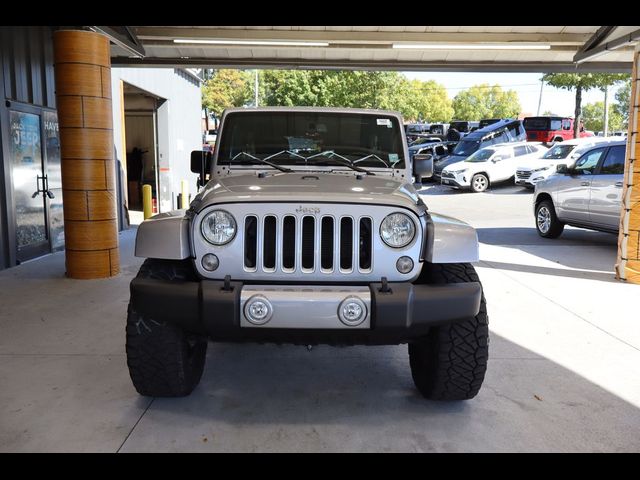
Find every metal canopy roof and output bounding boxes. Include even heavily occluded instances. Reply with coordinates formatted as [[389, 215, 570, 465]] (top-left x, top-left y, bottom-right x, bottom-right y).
[[106, 26, 639, 72]]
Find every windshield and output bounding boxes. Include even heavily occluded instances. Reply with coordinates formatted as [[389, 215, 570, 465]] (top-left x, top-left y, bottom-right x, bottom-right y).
[[452, 139, 480, 157], [541, 144, 577, 159], [465, 148, 496, 163], [217, 111, 405, 170]]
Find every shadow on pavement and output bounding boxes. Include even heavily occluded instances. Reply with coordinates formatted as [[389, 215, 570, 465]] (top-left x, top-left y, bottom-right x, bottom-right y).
[[126, 335, 640, 452]]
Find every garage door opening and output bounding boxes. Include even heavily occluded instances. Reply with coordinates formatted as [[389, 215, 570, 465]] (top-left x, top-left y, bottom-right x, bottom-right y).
[[122, 82, 165, 215]]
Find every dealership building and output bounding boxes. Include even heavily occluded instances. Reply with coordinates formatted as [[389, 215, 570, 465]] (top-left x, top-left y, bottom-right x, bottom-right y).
[[0, 26, 201, 274]]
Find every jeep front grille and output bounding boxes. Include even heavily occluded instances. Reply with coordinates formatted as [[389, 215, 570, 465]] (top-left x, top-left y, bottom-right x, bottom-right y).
[[516, 170, 532, 179], [244, 213, 372, 274], [193, 203, 424, 282]]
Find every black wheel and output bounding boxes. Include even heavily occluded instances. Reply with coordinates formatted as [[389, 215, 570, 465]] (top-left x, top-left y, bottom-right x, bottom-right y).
[[535, 199, 564, 238], [126, 259, 207, 397], [409, 263, 489, 400], [470, 173, 489, 193]]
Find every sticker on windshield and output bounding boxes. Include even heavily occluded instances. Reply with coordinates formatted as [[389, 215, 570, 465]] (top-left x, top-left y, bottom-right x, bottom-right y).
[[377, 118, 392, 128], [388, 153, 399, 164]]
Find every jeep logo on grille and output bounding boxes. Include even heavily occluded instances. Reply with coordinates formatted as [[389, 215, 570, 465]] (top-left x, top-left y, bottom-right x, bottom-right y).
[[296, 206, 320, 214]]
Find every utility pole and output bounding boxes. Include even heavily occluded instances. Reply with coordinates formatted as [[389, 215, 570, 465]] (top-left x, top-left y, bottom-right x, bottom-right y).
[[255, 70, 259, 108], [536, 77, 544, 116], [603, 85, 610, 137]]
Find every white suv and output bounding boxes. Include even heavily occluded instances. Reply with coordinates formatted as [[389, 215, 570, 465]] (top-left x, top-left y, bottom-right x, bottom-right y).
[[515, 137, 616, 189], [441, 142, 548, 193]]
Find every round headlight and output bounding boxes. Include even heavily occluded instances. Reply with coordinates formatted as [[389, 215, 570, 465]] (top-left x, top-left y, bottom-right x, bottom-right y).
[[380, 212, 416, 248], [201, 210, 237, 245]]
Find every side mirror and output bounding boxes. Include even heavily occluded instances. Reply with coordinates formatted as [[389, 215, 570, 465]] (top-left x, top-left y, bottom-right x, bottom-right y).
[[556, 164, 570, 174], [414, 153, 433, 179], [191, 150, 212, 187]]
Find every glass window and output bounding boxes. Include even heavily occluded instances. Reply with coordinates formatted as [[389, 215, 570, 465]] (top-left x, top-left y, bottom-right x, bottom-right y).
[[523, 118, 550, 130], [599, 145, 626, 175], [574, 148, 605, 175], [550, 119, 562, 130], [514, 145, 528, 156], [465, 148, 496, 163], [218, 111, 405, 169], [542, 144, 576, 159]]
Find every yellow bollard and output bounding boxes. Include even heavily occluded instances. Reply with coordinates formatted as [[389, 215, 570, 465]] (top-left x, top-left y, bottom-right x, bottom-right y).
[[142, 184, 153, 220], [180, 180, 189, 209]]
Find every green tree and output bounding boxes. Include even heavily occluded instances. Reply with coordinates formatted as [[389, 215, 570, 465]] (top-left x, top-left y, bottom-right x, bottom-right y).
[[201, 69, 252, 116], [401, 80, 453, 122], [613, 78, 632, 127], [582, 101, 625, 132], [542, 73, 628, 138], [452, 84, 521, 121], [542, 110, 560, 116]]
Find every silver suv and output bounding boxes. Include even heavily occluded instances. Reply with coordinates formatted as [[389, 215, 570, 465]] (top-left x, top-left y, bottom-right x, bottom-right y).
[[127, 107, 489, 400], [533, 140, 626, 238]]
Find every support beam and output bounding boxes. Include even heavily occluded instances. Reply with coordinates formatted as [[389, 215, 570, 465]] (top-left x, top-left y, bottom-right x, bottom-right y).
[[574, 25, 616, 57], [88, 26, 145, 58], [110, 57, 634, 73], [574, 28, 640, 63], [616, 48, 640, 283], [54, 30, 120, 279]]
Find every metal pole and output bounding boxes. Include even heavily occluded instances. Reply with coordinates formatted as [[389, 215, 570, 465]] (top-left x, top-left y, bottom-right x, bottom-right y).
[[603, 85, 610, 136], [255, 69, 259, 107], [536, 77, 544, 116]]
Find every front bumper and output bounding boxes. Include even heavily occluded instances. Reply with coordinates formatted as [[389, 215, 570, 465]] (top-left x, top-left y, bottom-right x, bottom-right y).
[[130, 278, 482, 345]]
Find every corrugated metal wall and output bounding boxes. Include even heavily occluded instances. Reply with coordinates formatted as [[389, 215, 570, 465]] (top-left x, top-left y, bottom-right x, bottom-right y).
[[0, 26, 56, 108]]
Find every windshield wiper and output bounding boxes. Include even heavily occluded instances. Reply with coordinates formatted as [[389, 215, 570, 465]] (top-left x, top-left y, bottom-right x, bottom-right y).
[[306, 151, 376, 175], [230, 151, 293, 173]]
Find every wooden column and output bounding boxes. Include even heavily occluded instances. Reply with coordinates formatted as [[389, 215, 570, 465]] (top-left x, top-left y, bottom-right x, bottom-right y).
[[53, 30, 119, 279], [616, 49, 640, 283]]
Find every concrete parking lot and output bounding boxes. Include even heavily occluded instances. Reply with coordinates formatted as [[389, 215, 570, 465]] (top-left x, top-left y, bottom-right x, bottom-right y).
[[1, 182, 639, 452]]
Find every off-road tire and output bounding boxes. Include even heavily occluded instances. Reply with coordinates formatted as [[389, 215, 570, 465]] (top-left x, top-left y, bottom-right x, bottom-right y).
[[126, 259, 207, 397], [535, 199, 564, 238], [409, 263, 489, 400], [470, 173, 489, 193]]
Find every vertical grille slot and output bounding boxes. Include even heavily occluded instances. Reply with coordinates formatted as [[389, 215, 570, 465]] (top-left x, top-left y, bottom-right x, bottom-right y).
[[301, 216, 315, 270], [244, 216, 257, 269], [263, 216, 277, 270], [282, 215, 296, 270], [359, 218, 372, 270], [321, 217, 334, 271], [340, 217, 353, 270]]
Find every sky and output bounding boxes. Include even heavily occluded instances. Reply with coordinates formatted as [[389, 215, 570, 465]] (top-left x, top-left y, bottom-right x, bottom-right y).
[[402, 71, 623, 118]]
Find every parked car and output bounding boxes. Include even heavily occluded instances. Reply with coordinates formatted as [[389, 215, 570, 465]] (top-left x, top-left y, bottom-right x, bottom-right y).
[[433, 119, 527, 179], [408, 134, 445, 147], [410, 141, 455, 183], [441, 142, 548, 192], [429, 123, 449, 137], [515, 137, 616, 189], [405, 123, 431, 142], [523, 116, 592, 145], [128, 107, 488, 400], [533, 140, 626, 238], [448, 120, 479, 137]]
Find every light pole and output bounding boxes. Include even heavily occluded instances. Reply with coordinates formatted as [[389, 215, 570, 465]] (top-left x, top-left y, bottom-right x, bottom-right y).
[[255, 69, 259, 107]]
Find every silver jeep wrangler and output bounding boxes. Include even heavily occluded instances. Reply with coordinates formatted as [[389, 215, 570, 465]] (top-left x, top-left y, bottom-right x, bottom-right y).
[[127, 107, 488, 400]]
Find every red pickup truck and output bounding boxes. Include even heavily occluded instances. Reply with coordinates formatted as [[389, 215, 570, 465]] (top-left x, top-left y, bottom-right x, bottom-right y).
[[523, 116, 593, 145]]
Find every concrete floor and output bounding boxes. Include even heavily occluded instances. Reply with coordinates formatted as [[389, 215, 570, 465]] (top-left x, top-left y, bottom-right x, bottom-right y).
[[1, 183, 639, 452]]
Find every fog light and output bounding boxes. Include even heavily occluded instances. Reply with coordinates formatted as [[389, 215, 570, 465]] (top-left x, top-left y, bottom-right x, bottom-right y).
[[244, 295, 273, 325], [338, 296, 367, 326], [396, 256, 414, 274], [202, 253, 219, 271]]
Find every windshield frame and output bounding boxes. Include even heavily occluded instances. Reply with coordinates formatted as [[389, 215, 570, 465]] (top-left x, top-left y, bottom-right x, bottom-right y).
[[213, 109, 409, 176]]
